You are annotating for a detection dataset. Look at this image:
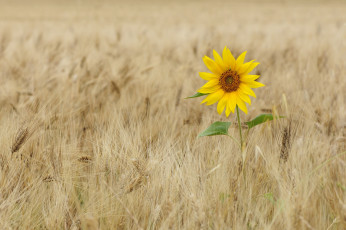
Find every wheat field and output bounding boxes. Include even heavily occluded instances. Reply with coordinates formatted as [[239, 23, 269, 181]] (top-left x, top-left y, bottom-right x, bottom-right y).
[[0, 0, 345, 229]]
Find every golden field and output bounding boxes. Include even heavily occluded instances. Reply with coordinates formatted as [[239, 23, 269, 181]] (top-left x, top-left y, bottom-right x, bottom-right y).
[[0, 0, 345, 229]]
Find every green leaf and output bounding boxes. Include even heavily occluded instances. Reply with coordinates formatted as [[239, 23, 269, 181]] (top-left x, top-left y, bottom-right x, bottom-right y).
[[245, 114, 285, 129], [198, 121, 231, 137], [185, 92, 208, 99]]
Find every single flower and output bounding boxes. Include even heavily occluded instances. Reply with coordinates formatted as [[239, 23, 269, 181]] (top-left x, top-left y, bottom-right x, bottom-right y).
[[198, 47, 264, 116]]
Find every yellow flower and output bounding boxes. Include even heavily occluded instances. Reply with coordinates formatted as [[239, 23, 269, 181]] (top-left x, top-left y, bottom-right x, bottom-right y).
[[198, 47, 264, 116]]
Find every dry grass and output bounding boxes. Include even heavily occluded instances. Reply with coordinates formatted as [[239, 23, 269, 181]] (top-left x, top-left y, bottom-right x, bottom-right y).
[[0, 0, 345, 229]]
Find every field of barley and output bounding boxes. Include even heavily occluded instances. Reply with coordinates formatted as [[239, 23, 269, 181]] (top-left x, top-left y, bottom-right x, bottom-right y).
[[0, 0, 345, 229]]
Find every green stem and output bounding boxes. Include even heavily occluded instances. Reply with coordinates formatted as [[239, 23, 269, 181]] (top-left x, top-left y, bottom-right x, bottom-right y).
[[236, 105, 243, 151], [236, 106, 246, 183]]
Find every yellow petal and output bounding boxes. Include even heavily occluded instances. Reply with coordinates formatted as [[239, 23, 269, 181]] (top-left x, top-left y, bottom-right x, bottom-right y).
[[240, 75, 260, 83], [238, 91, 252, 105], [199, 72, 218, 81], [222, 46, 236, 70], [227, 92, 237, 116], [239, 83, 257, 98], [235, 51, 247, 71], [203, 56, 223, 75], [238, 61, 259, 75], [238, 60, 254, 75], [198, 79, 220, 94], [201, 89, 225, 105], [217, 94, 228, 115], [198, 85, 220, 94], [225, 104, 231, 117], [246, 81, 265, 88], [236, 93, 248, 114], [242, 62, 259, 75], [213, 50, 227, 72], [199, 79, 219, 88]]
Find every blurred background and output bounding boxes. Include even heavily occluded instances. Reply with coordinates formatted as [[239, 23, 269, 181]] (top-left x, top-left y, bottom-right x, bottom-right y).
[[0, 0, 345, 229]]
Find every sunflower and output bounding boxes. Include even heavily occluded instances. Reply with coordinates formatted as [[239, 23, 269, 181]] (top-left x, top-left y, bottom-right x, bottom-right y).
[[198, 47, 264, 116]]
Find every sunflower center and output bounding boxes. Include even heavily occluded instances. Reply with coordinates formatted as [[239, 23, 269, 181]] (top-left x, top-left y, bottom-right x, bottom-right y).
[[219, 69, 240, 92]]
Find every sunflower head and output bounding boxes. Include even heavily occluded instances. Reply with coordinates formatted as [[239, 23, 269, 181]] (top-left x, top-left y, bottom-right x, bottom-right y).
[[198, 47, 264, 117]]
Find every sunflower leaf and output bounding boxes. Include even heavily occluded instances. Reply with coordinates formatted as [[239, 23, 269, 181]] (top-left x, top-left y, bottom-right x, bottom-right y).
[[198, 121, 232, 137], [245, 114, 285, 129], [185, 92, 208, 99]]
